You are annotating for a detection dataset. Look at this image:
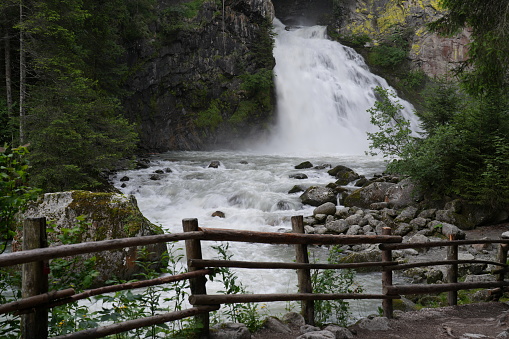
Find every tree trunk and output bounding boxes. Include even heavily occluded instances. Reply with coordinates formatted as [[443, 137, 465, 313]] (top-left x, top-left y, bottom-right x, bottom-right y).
[[19, 1, 26, 145], [5, 31, 13, 118]]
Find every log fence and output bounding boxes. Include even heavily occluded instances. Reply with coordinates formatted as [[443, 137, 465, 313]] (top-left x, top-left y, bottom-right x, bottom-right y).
[[1, 217, 509, 338]]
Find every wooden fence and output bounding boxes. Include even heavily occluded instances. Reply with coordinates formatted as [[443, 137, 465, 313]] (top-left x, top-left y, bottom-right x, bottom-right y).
[[1, 216, 509, 339]]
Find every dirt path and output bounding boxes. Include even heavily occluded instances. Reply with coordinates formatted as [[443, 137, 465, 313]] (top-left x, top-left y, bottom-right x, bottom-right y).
[[349, 302, 509, 339]]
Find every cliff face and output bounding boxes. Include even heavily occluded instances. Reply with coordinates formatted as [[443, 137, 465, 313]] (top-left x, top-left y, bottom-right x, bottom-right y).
[[333, 0, 470, 77], [123, 0, 275, 152]]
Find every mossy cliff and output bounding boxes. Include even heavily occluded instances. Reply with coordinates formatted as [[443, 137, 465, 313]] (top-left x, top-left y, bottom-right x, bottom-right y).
[[123, 0, 276, 152], [331, 0, 470, 78], [20, 191, 168, 286]]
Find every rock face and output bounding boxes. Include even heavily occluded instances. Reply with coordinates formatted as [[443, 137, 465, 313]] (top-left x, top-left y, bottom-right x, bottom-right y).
[[21, 191, 168, 286], [330, 0, 470, 78], [123, 0, 275, 152]]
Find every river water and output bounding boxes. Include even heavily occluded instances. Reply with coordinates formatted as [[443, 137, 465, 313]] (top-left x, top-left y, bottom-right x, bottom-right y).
[[112, 19, 418, 322]]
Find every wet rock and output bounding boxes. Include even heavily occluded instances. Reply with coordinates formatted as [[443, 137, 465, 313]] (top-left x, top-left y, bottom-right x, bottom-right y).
[[289, 185, 304, 194], [154, 169, 164, 174], [240, 160, 248, 164], [135, 158, 150, 169], [295, 161, 313, 169], [290, 173, 308, 179], [300, 186, 337, 206], [355, 176, 370, 187], [328, 165, 360, 185], [313, 202, 337, 216], [150, 174, 161, 180], [120, 183, 126, 188], [212, 211, 225, 218], [164, 167, 173, 173], [120, 176, 130, 182], [208, 160, 221, 168]]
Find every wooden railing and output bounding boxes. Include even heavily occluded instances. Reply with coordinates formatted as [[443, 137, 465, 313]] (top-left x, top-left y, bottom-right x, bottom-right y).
[[1, 217, 509, 339]]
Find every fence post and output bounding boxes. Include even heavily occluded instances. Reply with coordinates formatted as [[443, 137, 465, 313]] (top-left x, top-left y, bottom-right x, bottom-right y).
[[447, 234, 458, 306], [183, 218, 209, 338], [21, 217, 48, 339], [292, 215, 314, 325], [494, 233, 509, 300], [381, 227, 393, 319]]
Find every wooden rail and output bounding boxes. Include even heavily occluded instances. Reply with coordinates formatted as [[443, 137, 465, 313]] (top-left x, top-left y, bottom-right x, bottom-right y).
[[1, 217, 508, 339]]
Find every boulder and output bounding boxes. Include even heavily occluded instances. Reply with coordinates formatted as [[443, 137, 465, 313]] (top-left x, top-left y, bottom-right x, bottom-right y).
[[21, 191, 167, 286], [313, 202, 337, 216], [212, 211, 226, 218], [343, 182, 394, 209], [441, 222, 466, 239], [328, 165, 360, 185], [325, 219, 349, 234], [262, 316, 291, 333], [385, 178, 421, 208], [208, 160, 221, 168], [295, 161, 313, 169], [290, 173, 308, 179], [289, 185, 305, 194], [395, 206, 419, 223], [300, 186, 337, 206]]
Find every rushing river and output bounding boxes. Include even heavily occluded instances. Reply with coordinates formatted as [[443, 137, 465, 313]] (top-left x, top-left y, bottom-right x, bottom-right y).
[[112, 19, 418, 322]]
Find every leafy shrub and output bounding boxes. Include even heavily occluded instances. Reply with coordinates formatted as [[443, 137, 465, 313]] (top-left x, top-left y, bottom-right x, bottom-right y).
[[369, 45, 407, 69]]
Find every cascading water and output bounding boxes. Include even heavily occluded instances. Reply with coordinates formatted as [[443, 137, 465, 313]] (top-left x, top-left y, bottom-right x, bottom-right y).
[[110, 19, 417, 323], [261, 19, 418, 155]]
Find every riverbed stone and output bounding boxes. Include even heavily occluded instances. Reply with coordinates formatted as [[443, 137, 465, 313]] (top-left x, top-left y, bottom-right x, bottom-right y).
[[326, 219, 349, 234], [395, 206, 419, 223], [289, 185, 305, 194], [290, 173, 308, 179], [394, 222, 414, 236], [208, 160, 221, 168], [343, 182, 394, 209], [300, 186, 337, 206], [346, 225, 362, 235], [409, 217, 429, 230], [295, 161, 313, 169], [313, 202, 337, 216], [328, 165, 360, 185]]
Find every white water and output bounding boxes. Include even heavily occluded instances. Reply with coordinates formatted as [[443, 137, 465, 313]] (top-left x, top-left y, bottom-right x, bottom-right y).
[[111, 20, 418, 323], [260, 19, 418, 155]]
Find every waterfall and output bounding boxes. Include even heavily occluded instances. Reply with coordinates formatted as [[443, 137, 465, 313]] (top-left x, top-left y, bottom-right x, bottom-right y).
[[262, 19, 418, 156]]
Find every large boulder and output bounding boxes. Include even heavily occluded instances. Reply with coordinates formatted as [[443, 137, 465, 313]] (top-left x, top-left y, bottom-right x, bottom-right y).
[[328, 165, 360, 185], [21, 191, 168, 286], [343, 182, 394, 209], [300, 186, 337, 206], [385, 179, 421, 208]]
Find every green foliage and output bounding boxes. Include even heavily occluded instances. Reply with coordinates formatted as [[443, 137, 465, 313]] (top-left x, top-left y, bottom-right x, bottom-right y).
[[369, 45, 407, 69], [366, 86, 414, 159], [401, 70, 427, 90], [196, 99, 224, 130], [211, 243, 264, 332], [0, 144, 41, 254], [311, 246, 362, 327], [340, 33, 371, 47], [47, 216, 100, 291], [161, 0, 205, 36]]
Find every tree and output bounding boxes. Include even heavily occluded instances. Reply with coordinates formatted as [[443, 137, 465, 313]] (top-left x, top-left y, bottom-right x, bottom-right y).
[[18, 0, 140, 191]]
